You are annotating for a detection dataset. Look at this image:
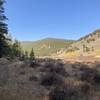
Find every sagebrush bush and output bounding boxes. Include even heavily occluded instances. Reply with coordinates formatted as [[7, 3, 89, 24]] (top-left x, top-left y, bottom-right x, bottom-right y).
[[40, 72, 64, 87], [41, 61, 68, 77], [29, 76, 38, 81], [29, 60, 37, 68], [49, 81, 91, 100], [80, 66, 100, 85]]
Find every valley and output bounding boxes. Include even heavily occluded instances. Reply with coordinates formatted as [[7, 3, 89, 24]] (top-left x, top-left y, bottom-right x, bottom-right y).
[[20, 29, 100, 62], [21, 38, 74, 56], [0, 0, 100, 99]]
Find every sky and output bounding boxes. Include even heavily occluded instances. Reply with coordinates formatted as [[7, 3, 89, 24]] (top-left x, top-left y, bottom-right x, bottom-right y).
[[5, 0, 100, 41]]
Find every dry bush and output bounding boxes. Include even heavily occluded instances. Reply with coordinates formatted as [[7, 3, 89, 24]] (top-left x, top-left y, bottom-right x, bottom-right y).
[[79, 65, 100, 85], [20, 63, 26, 68], [29, 60, 37, 68], [19, 71, 25, 75], [49, 63, 67, 77], [40, 72, 64, 87], [0, 88, 35, 100], [95, 62, 100, 71], [40, 60, 68, 77], [29, 75, 38, 81], [49, 80, 92, 100]]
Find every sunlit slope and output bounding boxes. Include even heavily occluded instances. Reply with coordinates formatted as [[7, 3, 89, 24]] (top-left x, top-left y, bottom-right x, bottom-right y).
[[61, 29, 100, 58], [21, 38, 74, 56]]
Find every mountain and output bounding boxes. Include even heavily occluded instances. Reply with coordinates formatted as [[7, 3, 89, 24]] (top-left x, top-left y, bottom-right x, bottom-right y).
[[60, 29, 100, 58], [21, 38, 74, 56]]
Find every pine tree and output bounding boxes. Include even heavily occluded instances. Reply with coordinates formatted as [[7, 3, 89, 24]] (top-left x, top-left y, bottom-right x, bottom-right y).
[[0, 0, 9, 57], [12, 40, 22, 57], [30, 48, 35, 60]]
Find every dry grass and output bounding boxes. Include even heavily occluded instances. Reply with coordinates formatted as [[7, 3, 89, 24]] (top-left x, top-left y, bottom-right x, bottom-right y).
[[0, 58, 100, 100], [49, 80, 91, 100]]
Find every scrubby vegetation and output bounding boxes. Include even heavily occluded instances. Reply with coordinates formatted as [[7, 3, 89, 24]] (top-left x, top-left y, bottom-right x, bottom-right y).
[[0, 58, 100, 100], [0, 0, 100, 100], [49, 81, 91, 100], [0, 0, 35, 60]]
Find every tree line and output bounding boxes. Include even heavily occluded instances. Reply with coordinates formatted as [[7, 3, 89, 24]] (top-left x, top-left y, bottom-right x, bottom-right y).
[[0, 0, 35, 60]]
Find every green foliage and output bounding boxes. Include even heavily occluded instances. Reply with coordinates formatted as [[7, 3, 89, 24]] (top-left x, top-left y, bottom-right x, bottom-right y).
[[30, 48, 35, 60], [83, 44, 90, 52], [85, 47, 90, 52], [0, 0, 10, 57], [21, 38, 74, 56], [66, 47, 79, 53], [10, 40, 23, 58]]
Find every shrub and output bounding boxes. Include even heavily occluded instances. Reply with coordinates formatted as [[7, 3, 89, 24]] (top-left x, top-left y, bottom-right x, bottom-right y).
[[50, 65, 67, 76], [80, 66, 100, 85], [49, 81, 91, 100], [19, 71, 25, 75], [29, 76, 38, 81], [40, 72, 64, 87], [42, 61, 68, 77], [29, 60, 37, 68]]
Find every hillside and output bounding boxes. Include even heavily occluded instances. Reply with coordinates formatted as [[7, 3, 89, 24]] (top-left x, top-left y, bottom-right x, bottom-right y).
[[21, 38, 74, 56], [61, 29, 100, 58]]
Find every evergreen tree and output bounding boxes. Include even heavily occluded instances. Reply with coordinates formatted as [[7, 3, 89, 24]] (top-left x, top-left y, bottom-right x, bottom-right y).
[[30, 48, 35, 60], [0, 0, 9, 57], [12, 40, 22, 57]]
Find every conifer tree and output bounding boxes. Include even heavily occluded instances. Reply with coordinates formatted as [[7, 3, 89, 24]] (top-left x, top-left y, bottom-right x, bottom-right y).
[[12, 40, 22, 57], [0, 0, 9, 57], [30, 48, 35, 60]]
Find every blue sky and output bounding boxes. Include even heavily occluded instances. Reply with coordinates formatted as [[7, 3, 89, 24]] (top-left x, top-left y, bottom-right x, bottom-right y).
[[5, 0, 100, 41]]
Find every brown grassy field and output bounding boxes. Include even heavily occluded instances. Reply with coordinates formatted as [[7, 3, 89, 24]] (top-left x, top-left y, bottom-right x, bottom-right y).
[[0, 58, 100, 100]]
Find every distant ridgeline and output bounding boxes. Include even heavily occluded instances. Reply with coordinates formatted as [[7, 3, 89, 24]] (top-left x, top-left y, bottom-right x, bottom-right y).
[[20, 29, 100, 58], [20, 38, 74, 56], [60, 29, 100, 58]]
